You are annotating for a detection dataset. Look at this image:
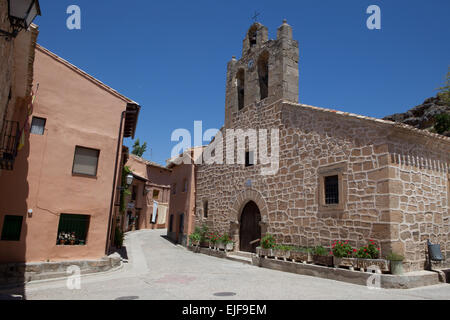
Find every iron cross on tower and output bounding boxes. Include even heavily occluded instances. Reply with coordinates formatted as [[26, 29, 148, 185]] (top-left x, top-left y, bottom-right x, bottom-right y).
[[252, 11, 260, 23]]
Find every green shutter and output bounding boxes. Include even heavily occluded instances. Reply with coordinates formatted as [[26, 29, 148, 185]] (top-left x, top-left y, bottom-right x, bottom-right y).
[[1, 215, 23, 241]]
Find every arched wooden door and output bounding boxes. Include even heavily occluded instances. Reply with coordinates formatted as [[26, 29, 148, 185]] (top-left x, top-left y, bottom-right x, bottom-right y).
[[239, 201, 261, 253]]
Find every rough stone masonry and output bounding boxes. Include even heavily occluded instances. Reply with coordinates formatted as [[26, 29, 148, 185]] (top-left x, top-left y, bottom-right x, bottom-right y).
[[195, 21, 450, 272]]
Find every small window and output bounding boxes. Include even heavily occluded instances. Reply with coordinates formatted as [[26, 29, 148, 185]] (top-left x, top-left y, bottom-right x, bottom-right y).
[[1, 215, 23, 241], [72, 146, 100, 176], [153, 190, 160, 200], [172, 183, 177, 195], [56, 214, 90, 245], [183, 178, 188, 192], [324, 175, 339, 204], [30, 117, 46, 135], [203, 201, 208, 218], [245, 151, 254, 167]]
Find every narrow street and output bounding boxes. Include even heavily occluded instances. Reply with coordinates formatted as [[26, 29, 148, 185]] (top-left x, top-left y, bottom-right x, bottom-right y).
[[1, 229, 449, 300]]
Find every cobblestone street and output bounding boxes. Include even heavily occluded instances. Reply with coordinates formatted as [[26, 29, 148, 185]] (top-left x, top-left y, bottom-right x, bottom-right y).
[[1, 229, 449, 300]]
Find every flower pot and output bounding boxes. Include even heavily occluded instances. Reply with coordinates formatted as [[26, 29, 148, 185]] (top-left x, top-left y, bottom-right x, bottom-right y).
[[59, 240, 65, 245], [273, 249, 290, 260], [256, 247, 274, 258], [70, 240, 75, 245], [334, 257, 358, 270], [217, 243, 225, 251], [225, 242, 234, 252], [290, 251, 313, 263], [200, 241, 209, 248], [357, 258, 389, 273], [390, 260, 403, 275], [313, 255, 334, 267]]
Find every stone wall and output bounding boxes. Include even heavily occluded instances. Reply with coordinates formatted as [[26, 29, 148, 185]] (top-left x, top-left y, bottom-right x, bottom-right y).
[[195, 99, 450, 272]]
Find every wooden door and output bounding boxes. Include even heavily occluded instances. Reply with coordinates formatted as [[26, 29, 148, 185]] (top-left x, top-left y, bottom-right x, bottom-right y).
[[239, 201, 261, 253]]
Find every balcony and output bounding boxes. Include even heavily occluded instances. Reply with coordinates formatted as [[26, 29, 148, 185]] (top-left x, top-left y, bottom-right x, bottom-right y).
[[0, 120, 20, 170]]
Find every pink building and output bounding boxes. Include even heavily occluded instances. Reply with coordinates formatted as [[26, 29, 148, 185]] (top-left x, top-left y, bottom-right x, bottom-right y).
[[0, 44, 140, 263]]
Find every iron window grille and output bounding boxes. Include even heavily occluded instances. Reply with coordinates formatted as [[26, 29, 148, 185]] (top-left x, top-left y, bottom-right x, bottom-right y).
[[324, 175, 339, 204], [0, 120, 20, 171], [56, 214, 90, 245]]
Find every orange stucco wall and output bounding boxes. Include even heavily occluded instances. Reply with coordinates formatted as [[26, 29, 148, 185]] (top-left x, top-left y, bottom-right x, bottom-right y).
[[0, 46, 131, 263]]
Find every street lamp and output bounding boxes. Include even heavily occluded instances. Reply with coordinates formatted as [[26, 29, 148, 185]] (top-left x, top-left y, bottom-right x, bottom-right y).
[[118, 173, 134, 191], [126, 173, 134, 186], [0, 0, 41, 39]]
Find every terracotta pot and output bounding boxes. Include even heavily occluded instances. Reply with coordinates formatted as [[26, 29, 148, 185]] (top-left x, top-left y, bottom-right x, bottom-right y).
[[70, 240, 75, 245], [313, 255, 334, 267], [59, 240, 65, 245]]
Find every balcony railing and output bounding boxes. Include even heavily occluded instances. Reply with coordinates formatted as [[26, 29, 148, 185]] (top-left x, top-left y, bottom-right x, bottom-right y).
[[0, 120, 20, 170]]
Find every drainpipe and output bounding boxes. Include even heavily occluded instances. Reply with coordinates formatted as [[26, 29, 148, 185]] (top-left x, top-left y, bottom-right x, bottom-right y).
[[105, 109, 137, 255]]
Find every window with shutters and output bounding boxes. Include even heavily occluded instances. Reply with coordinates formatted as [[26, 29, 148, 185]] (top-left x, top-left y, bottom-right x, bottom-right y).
[[1, 215, 23, 241], [72, 146, 100, 176]]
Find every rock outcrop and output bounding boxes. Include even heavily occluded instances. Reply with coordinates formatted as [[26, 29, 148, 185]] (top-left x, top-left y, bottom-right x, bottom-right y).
[[383, 95, 450, 136]]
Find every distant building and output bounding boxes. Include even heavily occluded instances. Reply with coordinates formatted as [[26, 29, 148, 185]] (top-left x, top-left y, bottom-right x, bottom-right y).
[[166, 147, 203, 245], [123, 154, 171, 232], [0, 43, 140, 263]]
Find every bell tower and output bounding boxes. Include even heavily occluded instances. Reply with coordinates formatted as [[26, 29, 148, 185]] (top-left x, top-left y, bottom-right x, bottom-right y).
[[224, 20, 299, 128]]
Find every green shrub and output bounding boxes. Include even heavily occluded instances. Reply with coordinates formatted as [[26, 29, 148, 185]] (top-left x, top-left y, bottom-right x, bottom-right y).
[[114, 227, 124, 248], [274, 244, 292, 251], [261, 234, 276, 249], [189, 232, 201, 245], [387, 252, 404, 261], [312, 245, 329, 256], [434, 113, 450, 134]]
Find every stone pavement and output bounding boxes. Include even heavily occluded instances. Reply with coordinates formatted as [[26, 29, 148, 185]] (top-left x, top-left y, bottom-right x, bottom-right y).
[[0, 229, 449, 300]]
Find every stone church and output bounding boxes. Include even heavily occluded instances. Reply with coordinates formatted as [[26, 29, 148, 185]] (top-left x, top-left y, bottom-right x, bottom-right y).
[[195, 21, 450, 272]]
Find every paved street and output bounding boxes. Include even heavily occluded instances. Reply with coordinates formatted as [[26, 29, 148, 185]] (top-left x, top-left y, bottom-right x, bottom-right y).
[[1, 229, 449, 300]]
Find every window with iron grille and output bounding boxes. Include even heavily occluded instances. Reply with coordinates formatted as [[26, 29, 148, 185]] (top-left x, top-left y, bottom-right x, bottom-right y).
[[56, 214, 90, 245], [1, 215, 23, 241], [324, 175, 339, 204]]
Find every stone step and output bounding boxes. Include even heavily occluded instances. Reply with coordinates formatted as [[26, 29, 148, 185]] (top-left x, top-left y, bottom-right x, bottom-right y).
[[232, 251, 254, 259], [226, 253, 253, 265]]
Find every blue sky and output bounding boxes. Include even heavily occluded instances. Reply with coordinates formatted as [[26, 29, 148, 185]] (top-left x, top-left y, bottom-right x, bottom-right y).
[[34, 0, 450, 165]]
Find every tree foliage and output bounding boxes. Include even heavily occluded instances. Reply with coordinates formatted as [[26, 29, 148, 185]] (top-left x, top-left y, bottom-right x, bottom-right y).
[[437, 66, 450, 105], [131, 139, 147, 157]]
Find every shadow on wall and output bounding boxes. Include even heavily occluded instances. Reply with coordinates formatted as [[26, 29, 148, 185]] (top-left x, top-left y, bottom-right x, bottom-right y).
[[0, 116, 30, 300]]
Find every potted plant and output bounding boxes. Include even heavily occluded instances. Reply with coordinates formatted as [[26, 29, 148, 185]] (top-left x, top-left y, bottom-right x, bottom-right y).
[[332, 240, 357, 270], [114, 227, 124, 248], [198, 224, 210, 248], [387, 252, 404, 275], [273, 245, 292, 260], [355, 240, 389, 272], [312, 245, 334, 267], [289, 246, 313, 263], [189, 232, 201, 248], [69, 232, 76, 245], [256, 234, 276, 257], [220, 234, 234, 252], [208, 232, 219, 250]]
